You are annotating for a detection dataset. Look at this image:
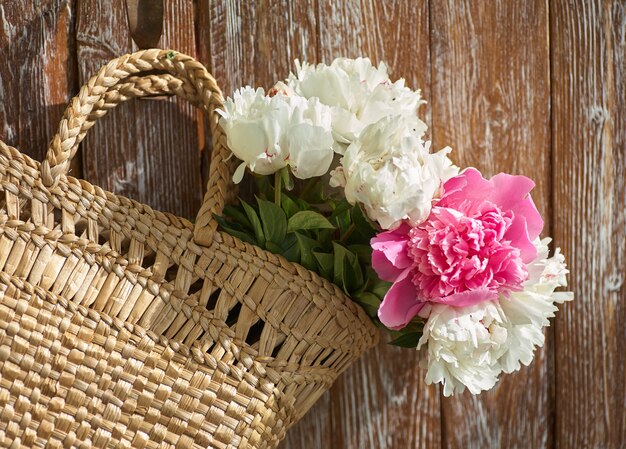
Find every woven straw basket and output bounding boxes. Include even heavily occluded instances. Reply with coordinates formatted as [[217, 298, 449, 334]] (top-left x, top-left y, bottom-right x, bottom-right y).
[[0, 49, 378, 449]]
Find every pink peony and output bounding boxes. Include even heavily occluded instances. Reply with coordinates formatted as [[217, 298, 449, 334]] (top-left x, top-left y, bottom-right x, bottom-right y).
[[373, 168, 544, 330]]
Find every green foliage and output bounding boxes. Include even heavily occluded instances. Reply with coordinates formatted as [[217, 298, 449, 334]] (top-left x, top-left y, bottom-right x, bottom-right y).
[[387, 321, 424, 348], [258, 199, 287, 244], [287, 211, 335, 233], [387, 332, 423, 348], [216, 174, 423, 347]]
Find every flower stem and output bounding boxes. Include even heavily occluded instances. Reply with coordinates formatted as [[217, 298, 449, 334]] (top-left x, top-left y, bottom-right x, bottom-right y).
[[340, 223, 356, 242], [274, 171, 282, 206]]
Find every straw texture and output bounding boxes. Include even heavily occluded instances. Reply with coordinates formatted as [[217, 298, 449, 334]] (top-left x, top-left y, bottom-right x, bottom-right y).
[[0, 49, 379, 448]]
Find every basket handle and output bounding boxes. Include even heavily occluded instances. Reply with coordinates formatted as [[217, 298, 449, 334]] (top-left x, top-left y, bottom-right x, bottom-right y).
[[41, 49, 235, 246]]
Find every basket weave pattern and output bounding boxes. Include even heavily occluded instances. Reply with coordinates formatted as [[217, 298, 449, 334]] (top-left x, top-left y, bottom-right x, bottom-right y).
[[0, 50, 378, 448]]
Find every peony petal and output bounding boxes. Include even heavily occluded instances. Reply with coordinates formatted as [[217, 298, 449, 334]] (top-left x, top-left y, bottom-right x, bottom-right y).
[[370, 227, 412, 282], [287, 124, 334, 179], [511, 195, 544, 241], [439, 168, 544, 265], [441, 170, 542, 230], [232, 162, 247, 184], [506, 216, 539, 263], [490, 172, 544, 239], [439, 168, 493, 209], [372, 250, 404, 282], [490, 172, 535, 209], [371, 235, 411, 267], [378, 272, 424, 329], [430, 288, 498, 308], [227, 121, 270, 162]]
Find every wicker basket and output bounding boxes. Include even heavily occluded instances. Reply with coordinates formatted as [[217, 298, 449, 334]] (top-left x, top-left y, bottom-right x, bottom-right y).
[[0, 49, 379, 449]]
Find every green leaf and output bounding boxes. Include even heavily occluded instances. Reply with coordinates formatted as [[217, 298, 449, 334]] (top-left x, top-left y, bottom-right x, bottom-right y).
[[354, 292, 381, 317], [254, 175, 274, 200], [280, 167, 294, 191], [313, 251, 334, 280], [213, 215, 258, 245], [388, 332, 423, 348], [370, 277, 392, 299], [330, 198, 351, 218], [348, 244, 373, 265], [282, 237, 300, 262], [402, 320, 424, 334], [352, 203, 377, 239], [240, 198, 265, 247], [257, 198, 287, 244], [281, 194, 301, 218], [334, 211, 351, 235], [332, 242, 348, 286], [223, 204, 252, 230], [287, 211, 336, 233], [280, 233, 297, 252], [331, 200, 352, 235], [295, 197, 311, 210], [302, 179, 326, 203], [344, 248, 364, 293], [265, 241, 283, 254], [294, 232, 319, 271], [332, 242, 363, 293]]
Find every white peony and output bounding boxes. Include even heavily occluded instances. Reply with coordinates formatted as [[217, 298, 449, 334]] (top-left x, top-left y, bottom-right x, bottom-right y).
[[286, 58, 427, 152], [417, 301, 508, 396], [330, 116, 459, 230], [219, 87, 335, 183], [417, 238, 572, 396], [497, 238, 573, 373]]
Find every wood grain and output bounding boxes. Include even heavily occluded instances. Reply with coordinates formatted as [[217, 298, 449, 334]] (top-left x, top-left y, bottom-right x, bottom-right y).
[[197, 0, 319, 97], [0, 0, 76, 162], [429, 1, 553, 448], [551, 1, 626, 448], [312, 2, 441, 449], [76, 0, 201, 219]]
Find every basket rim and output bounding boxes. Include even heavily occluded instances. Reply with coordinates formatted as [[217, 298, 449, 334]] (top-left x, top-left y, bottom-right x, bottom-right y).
[[0, 215, 377, 361], [1, 141, 375, 314]]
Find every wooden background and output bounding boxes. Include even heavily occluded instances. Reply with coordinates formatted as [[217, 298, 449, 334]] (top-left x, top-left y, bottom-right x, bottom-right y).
[[1, 1, 624, 448]]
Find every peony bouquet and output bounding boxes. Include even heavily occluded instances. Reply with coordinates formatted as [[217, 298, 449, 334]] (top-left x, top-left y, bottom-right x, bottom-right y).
[[216, 57, 572, 396]]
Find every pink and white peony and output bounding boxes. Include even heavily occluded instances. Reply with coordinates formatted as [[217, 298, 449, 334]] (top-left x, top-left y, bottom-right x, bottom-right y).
[[286, 58, 427, 152], [417, 238, 572, 396], [219, 87, 335, 183], [373, 168, 543, 329], [330, 116, 458, 230]]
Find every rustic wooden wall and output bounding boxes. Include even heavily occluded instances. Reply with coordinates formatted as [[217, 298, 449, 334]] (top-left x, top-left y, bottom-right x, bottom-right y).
[[0, 1, 624, 448]]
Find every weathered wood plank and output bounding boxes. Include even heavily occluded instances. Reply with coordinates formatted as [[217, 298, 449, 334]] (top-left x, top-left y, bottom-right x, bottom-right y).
[[0, 0, 76, 162], [551, 1, 626, 448], [429, 1, 553, 448], [76, 0, 201, 218], [315, 2, 441, 448], [197, 0, 319, 97]]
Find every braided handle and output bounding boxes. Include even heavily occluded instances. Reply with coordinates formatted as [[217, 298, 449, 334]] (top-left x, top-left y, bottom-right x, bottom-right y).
[[41, 49, 235, 246]]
